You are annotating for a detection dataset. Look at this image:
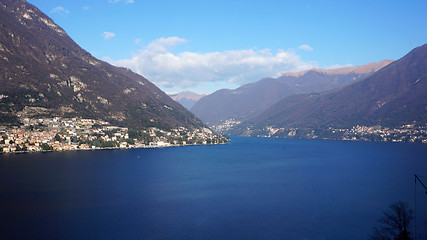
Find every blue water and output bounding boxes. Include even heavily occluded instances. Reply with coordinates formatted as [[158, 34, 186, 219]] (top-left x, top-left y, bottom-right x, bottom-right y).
[[1, 137, 427, 240]]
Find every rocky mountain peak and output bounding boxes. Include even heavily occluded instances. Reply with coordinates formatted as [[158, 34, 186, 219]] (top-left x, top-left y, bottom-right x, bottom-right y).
[[0, 0, 204, 129]]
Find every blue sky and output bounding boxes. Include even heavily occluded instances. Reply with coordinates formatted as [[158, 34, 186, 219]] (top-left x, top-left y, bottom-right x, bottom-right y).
[[27, 0, 427, 94]]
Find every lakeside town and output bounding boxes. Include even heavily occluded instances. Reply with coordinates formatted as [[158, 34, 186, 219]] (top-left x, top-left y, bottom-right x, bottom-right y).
[[2, 116, 427, 154], [0, 117, 228, 154], [253, 124, 427, 143], [209, 117, 427, 143]]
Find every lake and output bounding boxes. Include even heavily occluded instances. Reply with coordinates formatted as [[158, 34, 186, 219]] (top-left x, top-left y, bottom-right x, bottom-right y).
[[1, 137, 427, 240]]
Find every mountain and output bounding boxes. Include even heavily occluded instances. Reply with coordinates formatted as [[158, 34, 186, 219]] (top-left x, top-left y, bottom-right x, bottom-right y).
[[190, 60, 392, 126], [236, 44, 427, 134], [0, 0, 204, 129], [169, 91, 206, 110]]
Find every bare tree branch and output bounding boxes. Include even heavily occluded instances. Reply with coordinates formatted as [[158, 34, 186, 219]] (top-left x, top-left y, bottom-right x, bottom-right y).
[[371, 201, 413, 240]]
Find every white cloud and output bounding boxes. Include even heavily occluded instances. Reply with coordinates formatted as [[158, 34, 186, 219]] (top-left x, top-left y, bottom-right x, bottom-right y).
[[102, 32, 116, 40], [325, 63, 353, 69], [108, 0, 134, 4], [299, 44, 313, 51], [107, 37, 317, 90], [50, 6, 69, 15], [82, 6, 90, 11]]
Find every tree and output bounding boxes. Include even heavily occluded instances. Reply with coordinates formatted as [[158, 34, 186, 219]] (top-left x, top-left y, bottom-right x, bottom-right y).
[[371, 201, 413, 240], [40, 143, 53, 151], [54, 133, 62, 142], [15, 145, 22, 151], [126, 138, 135, 145], [128, 129, 142, 140]]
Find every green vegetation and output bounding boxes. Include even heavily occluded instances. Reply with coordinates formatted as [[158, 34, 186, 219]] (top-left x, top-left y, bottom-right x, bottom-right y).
[[40, 143, 53, 151]]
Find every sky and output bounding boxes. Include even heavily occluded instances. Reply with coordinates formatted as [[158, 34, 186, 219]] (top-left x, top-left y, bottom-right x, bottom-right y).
[[27, 0, 427, 94]]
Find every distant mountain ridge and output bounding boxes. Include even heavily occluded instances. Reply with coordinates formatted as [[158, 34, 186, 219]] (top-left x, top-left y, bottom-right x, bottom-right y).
[[0, 0, 204, 129], [190, 60, 392, 126], [234, 44, 427, 135], [282, 61, 393, 77], [169, 91, 206, 110]]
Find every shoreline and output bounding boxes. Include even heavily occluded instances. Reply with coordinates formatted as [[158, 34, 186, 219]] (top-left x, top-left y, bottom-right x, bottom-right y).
[[1, 142, 228, 155]]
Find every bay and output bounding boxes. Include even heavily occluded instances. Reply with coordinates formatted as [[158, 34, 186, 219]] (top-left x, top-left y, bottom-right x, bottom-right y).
[[1, 136, 426, 240]]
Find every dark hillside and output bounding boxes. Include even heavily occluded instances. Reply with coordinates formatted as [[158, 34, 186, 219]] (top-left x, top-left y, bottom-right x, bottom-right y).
[[0, 0, 204, 129], [236, 44, 427, 134], [191, 60, 392, 125]]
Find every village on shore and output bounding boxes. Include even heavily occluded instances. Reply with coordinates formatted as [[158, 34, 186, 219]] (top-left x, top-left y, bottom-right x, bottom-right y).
[[0, 117, 228, 154], [210, 117, 427, 143], [255, 124, 427, 143], [2, 116, 426, 154]]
